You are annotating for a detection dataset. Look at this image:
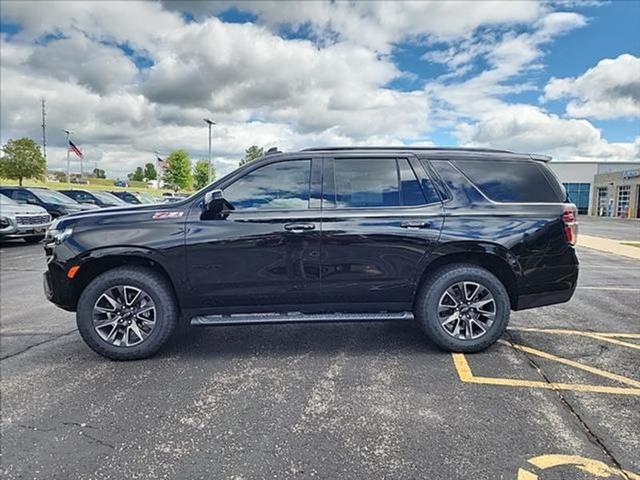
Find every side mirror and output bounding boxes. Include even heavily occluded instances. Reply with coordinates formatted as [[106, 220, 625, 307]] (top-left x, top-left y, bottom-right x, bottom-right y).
[[202, 189, 226, 219]]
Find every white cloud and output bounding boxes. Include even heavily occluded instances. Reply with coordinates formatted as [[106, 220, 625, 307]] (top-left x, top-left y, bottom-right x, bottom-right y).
[[456, 104, 639, 161], [164, 1, 542, 53], [26, 33, 138, 94], [0, 0, 637, 179], [543, 54, 640, 119]]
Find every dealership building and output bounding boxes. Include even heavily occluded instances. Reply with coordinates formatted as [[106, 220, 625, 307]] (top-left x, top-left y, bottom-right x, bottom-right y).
[[547, 161, 640, 218]]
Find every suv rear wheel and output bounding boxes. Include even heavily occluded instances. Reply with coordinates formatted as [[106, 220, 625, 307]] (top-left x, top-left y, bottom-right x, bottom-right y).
[[76, 266, 178, 360], [415, 264, 510, 352]]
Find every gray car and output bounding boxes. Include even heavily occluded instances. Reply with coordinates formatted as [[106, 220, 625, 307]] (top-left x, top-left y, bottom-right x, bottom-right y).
[[0, 193, 51, 243]]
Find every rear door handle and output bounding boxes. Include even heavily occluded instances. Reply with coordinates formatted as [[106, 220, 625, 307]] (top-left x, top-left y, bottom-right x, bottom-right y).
[[284, 222, 316, 232], [400, 221, 431, 229]]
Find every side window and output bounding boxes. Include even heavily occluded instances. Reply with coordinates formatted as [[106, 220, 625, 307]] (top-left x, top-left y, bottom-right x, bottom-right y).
[[452, 160, 563, 203], [331, 158, 440, 208], [224, 160, 311, 210], [334, 158, 400, 208], [398, 159, 440, 205]]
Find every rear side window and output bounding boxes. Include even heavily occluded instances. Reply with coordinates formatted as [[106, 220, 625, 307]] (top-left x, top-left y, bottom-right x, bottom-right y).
[[332, 158, 439, 208], [452, 160, 563, 203]]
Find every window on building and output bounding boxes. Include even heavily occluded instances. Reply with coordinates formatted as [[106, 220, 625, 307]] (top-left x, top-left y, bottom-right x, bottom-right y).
[[616, 185, 631, 217], [596, 187, 608, 216], [563, 183, 591, 215]]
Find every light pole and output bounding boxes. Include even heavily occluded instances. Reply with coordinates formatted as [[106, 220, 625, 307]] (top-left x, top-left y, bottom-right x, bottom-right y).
[[204, 118, 215, 183], [62, 129, 72, 185]]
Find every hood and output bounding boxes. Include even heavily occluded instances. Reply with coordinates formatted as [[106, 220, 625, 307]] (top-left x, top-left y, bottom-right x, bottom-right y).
[[56, 201, 186, 227], [0, 203, 49, 216], [45, 202, 99, 212]]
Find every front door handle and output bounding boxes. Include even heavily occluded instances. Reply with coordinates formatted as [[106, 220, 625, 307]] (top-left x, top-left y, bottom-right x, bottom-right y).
[[284, 222, 316, 232], [401, 221, 431, 229]]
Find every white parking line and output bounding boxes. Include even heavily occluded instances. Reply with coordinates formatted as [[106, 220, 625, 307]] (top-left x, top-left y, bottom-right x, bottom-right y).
[[577, 286, 640, 292]]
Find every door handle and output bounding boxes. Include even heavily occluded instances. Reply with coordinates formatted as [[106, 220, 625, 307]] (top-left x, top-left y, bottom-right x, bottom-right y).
[[400, 221, 431, 229], [284, 222, 316, 232]]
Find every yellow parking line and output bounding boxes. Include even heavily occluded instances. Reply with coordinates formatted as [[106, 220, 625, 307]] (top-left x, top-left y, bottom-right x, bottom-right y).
[[452, 353, 640, 396], [508, 327, 640, 351], [498, 340, 640, 388]]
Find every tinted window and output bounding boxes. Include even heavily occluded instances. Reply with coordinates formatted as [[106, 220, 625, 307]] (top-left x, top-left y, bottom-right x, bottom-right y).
[[332, 158, 439, 208], [224, 160, 311, 210], [334, 158, 400, 207], [453, 160, 563, 203]]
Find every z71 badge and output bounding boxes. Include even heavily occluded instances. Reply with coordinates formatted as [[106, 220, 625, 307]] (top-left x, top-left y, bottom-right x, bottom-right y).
[[152, 211, 184, 219]]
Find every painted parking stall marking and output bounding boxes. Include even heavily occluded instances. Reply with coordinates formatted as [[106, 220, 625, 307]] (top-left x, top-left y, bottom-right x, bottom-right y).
[[452, 328, 640, 396]]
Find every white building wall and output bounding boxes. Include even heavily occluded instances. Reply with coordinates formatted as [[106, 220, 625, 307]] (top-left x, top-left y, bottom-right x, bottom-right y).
[[547, 161, 640, 215]]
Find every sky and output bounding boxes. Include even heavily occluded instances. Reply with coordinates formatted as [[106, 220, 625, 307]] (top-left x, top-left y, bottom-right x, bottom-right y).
[[0, 0, 639, 179]]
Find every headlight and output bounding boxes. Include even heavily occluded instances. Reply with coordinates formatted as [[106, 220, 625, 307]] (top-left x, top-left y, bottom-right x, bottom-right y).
[[46, 221, 73, 243], [0, 216, 11, 229]]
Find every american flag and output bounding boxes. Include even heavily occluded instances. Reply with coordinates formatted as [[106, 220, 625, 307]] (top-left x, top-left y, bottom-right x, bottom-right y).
[[68, 140, 83, 159], [157, 155, 167, 170]]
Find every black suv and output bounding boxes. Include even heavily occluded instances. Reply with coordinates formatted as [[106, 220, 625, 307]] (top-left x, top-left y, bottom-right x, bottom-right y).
[[43, 147, 579, 360]]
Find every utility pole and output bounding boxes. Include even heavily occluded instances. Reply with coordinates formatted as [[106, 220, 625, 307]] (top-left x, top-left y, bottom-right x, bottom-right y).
[[41, 98, 47, 162], [63, 129, 72, 185], [204, 118, 215, 183]]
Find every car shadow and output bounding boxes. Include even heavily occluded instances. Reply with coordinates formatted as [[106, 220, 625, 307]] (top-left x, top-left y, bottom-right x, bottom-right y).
[[163, 320, 440, 359]]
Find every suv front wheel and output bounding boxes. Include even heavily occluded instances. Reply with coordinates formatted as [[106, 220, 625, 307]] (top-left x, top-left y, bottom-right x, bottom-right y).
[[76, 266, 178, 360], [415, 264, 510, 352]]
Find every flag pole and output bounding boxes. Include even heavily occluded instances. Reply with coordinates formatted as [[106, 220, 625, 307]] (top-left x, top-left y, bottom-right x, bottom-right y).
[[63, 129, 71, 185]]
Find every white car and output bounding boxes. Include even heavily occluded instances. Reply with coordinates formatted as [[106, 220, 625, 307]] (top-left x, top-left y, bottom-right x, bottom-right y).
[[0, 193, 52, 243]]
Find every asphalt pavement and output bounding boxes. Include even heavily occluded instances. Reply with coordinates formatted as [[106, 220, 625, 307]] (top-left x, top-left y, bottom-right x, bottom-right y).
[[1, 218, 639, 480]]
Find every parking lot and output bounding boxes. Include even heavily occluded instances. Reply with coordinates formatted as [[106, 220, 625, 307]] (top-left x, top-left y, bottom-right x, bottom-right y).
[[1, 218, 638, 479]]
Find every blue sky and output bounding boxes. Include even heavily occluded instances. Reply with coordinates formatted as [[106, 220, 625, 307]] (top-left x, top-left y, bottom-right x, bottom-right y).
[[0, 1, 638, 177]]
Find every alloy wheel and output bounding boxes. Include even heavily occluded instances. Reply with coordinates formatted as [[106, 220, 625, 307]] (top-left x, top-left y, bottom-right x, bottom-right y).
[[92, 285, 156, 347], [437, 281, 496, 340]]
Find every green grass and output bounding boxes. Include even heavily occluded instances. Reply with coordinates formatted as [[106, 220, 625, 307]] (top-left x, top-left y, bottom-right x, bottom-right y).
[[0, 178, 182, 197], [621, 242, 640, 249]]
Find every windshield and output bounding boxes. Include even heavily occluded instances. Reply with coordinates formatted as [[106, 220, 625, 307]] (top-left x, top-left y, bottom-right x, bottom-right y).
[[93, 191, 127, 204], [0, 193, 18, 205], [31, 189, 78, 204], [136, 192, 157, 204]]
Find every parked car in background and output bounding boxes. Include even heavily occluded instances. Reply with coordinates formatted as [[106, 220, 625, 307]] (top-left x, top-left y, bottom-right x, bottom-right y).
[[162, 195, 187, 203], [44, 146, 579, 360], [114, 180, 128, 187], [109, 191, 157, 205], [0, 193, 51, 243], [0, 187, 99, 219], [59, 189, 128, 208]]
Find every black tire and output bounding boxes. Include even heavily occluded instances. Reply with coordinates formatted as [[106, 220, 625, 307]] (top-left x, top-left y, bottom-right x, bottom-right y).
[[415, 263, 510, 353], [76, 266, 178, 360], [24, 235, 45, 243]]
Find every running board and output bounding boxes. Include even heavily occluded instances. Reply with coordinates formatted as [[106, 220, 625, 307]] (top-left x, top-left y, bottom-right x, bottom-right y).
[[190, 311, 414, 326]]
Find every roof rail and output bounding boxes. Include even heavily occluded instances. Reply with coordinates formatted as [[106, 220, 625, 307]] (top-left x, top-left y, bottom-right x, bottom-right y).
[[265, 147, 281, 155], [529, 153, 552, 162], [300, 146, 514, 154]]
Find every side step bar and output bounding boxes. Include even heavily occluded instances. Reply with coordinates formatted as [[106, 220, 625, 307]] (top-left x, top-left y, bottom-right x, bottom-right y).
[[191, 311, 414, 326]]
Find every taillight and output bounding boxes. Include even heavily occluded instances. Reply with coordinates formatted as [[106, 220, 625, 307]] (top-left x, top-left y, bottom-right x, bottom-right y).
[[562, 204, 578, 245]]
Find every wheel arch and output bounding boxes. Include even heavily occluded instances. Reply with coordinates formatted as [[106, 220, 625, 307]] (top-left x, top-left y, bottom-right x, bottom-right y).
[[415, 243, 521, 309], [70, 248, 182, 314]]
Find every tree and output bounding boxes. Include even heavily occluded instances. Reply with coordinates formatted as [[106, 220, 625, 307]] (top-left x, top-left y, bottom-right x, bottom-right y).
[[92, 168, 106, 179], [128, 166, 144, 182], [239, 145, 264, 166], [0, 138, 46, 186], [144, 163, 157, 180], [193, 160, 215, 190], [163, 149, 192, 191]]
